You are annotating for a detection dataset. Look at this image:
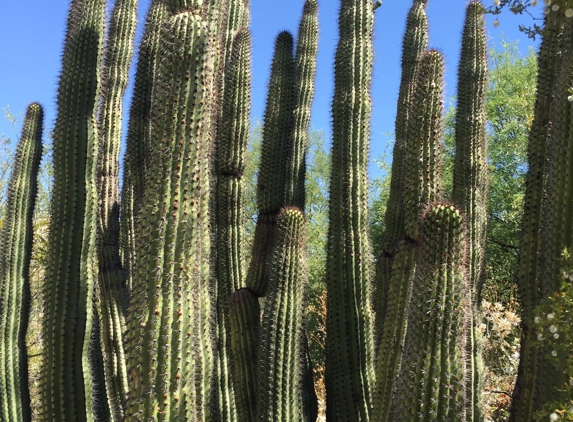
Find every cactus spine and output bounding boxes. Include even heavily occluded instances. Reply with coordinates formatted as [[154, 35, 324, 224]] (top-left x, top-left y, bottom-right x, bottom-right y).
[[452, 3, 488, 420], [121, 0, 169, 290], [392, 204, 467, 421], [96, 0, 138, 418], [325, 0, 375, 419], [373, 49, 445, 421], [256, 207, 308, 421], [124, 12, 214, 421], [0, 103, 43, 422], [39, 0, 107, 419]]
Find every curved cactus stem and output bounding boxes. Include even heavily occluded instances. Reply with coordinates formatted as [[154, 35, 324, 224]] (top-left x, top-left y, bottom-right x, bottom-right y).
[[124, 12, 214, 421], [96, 0, 138, 418], [324, 0, 375, 419], [39, 0, 107, 420], [0, 103, 43, 422]]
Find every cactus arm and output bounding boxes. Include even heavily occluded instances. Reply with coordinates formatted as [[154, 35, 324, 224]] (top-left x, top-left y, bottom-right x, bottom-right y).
[[247, 32, 295, 297], [39, 0, 106, 420], [124, 12, 214, 421], [286, 0, 319, 210], [120, 0, 169, 291], [392, 204, 467, 421], [256, 207, 307, 421], [324, 0, 375, 419], [375, 0, 428, 348], [96, 0, 138, 418], [229, 288, 260, 421], [0, 103, 43, 422]]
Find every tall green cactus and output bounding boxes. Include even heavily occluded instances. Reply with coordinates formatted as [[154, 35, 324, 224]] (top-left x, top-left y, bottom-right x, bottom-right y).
[[124, 11, 214, 421], [39, 0, 107, 420], [375, 0, 428, 342], [0, 103, 43, 422], [325, 0, 375, 419], [373, 48, 445, 421], [452, 3, 488, 420], [256, 207, 309, 421], [96, 0, 138, 419], [121, 0, 168, 290], [509, 10, 567, 421], [391, 203, 467, 421], [247, 31, 295, 297]]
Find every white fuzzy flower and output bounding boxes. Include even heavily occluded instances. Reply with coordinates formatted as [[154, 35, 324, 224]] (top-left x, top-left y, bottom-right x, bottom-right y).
[[548, 313, 555, 320], [544, 0, 551, 5], [552, 4, 560, 11], [538, 333, 544, 341], [494, 0, 500, 5], [566, 9, 573, 18], [551, 350, 558, 357], [570, 378, 573, 386], [535, 316, 541, 323], [550, 412, 559, 421], [493, 19, 500, 28], [554, 333, 560, 339], [550, 325, 558, 333]]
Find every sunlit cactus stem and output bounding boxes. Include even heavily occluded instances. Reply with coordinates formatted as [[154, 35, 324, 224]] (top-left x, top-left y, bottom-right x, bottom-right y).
[[0, 103, 43, 422], [124, 12, 214, 421], [256, 207, 309, 421], [324, 0, 375, 419], [392, 203, 468, 421], [39, 0, 107, 420], [374, 0, 428, 347]]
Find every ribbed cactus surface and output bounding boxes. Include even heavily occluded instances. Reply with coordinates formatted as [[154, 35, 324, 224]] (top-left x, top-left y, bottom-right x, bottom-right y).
[[39, 0, 107, 420], [325, 0, 375, 419], [96, 0, 138, 418], [257, 207, 308, 421], [124, 12, 214, 421], [121, 0, 168, 291], [452, 3, 488, 420], [392, 204, 467, 421], [0, 103, 43, 422]]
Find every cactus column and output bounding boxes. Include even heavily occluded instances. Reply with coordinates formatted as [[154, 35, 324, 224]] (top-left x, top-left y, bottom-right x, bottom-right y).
[[324, 0, 375, 419], [0, 103, 43, 422], [39, 0, 107, 420], [96, 0, 138, 419], [124, 11, 214, 421], [451, 3, 488, 420]]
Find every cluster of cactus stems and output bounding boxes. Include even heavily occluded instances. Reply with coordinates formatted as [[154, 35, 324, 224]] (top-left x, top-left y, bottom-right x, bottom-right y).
[[0, 103, 43, 422], [4, 0, 573, 420]]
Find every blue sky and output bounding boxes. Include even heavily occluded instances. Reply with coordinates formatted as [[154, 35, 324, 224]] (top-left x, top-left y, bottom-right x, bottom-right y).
[[0, 0, 544, 178]]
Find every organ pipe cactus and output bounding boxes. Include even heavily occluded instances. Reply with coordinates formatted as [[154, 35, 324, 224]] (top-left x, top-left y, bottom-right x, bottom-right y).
[[256, 207, 309, 421], [0, 103, 43, 422], [123, 12, 214, 421], [375, 0, 428, 342], [325, 0, 375, 419], [391, 203, 468, 421], [373, 48, 445, 421], [452, 3, 488, 420], [96, 0, 138, 418], [120, 0, 168, 290], [39, 0, 107, 420]]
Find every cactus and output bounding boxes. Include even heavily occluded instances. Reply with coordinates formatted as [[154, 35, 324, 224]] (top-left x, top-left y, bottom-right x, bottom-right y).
[[375, 0, 428, 342], [120, 0, 169, 290], [509, 11, 568, 421], [324, 0, 375, 419], [392, 203, 467, 421], [123, 11, 214, 421], [372, 48, 445, 421], [39, 0, 107, 419], [213, 28, 252, 421], [0, 103, 43, 422], [247, 31, 295, 297], [96, 0, 138, 418], [229, 288, 260, 421], [256, 207, 309, 421], [452, 3, 488, 420]]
